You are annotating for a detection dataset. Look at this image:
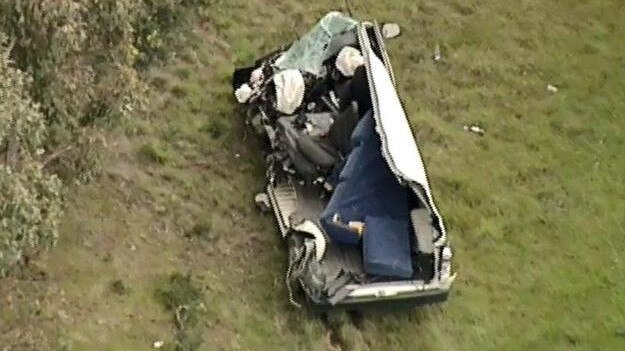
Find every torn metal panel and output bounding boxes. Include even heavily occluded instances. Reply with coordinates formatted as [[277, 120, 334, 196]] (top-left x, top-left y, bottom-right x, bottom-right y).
[[358, 24, 448, 248]]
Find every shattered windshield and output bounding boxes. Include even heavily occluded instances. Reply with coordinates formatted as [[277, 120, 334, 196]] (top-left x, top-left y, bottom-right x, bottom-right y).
[[275, 12, 358, 77]]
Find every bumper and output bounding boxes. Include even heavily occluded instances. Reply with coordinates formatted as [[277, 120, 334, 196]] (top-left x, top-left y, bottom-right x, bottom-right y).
[[307, 287, 450, 313]]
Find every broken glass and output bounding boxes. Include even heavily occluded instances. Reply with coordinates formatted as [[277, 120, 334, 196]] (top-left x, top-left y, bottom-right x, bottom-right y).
[[275, 12, 358, 77]]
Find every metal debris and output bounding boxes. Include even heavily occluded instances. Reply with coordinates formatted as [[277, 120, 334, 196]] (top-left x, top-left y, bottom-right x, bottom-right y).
[[547, 84, 559, 93], [433, 43, 442, 62], [254, 193, 270, 213], [463, 124, 485, 136], [153, 340, 165, 349]]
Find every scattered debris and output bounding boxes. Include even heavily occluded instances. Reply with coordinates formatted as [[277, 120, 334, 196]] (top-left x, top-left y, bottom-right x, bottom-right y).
[[547, 84, 559, 93], [433, 42, 442, 62], [463, 124, 485, 136], [153, 340, 165, 349], [381, 22, 402, 39], [254, 193, 271, 213]]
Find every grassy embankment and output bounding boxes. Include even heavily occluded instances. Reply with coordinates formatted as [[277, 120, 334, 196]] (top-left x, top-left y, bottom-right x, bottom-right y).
[[1, 1, 624, 350]]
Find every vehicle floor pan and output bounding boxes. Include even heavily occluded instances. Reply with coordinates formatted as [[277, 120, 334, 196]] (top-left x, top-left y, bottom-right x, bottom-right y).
[[267, 178, 327, 237]]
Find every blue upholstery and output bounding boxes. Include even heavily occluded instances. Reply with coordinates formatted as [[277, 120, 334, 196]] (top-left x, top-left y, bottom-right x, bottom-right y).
[[320, 112, 411, 251], [363, 216, 414, 278], [350, 110, 376, 148], [321, 220, 361, 245], [325, 109, 374, 186]]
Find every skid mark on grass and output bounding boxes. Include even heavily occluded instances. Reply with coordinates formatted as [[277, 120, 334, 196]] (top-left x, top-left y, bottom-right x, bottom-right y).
[[322, 313, 349, 351], [320, 310, 371, 351]]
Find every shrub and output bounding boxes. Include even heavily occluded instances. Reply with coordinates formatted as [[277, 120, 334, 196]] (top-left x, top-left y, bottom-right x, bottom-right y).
[[155, 272, 206, 351], [0, 36, 62, 275], [110, 279, 131, 296], [0, 1, 147, 180], [140, 141, 173, 164], [184, 220, 215, 241], [0, 1, 209, 273], [155, 273, 203, 313], [200, 119, 228, 140], [0, 163, 62, 275]]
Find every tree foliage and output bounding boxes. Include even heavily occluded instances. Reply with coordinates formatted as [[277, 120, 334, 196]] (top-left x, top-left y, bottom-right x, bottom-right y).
[[0, 1, 209, 273], [0, 0, 146, 144], [0, 35, 61, 275]]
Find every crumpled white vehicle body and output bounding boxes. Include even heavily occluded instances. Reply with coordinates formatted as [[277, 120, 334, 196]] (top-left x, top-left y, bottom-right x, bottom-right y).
[[233, 14, 454, 309]]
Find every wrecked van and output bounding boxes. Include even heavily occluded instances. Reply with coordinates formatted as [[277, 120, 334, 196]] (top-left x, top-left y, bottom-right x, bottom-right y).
[[232, 12, 455, 311]]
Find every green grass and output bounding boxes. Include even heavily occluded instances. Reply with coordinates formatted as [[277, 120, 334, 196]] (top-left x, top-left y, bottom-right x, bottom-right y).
[[155, 272, 208, 351], [140, 141, 176, 164], [1, 0, 624, 350]]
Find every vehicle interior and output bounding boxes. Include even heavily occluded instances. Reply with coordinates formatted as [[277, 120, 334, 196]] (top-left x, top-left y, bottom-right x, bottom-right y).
[[233, 13, 447, 305]]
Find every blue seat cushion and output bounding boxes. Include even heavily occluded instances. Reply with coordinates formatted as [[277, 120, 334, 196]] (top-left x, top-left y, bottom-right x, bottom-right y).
[[363, 216, 414, 279], [350, 110, 376, 148], [320, 109, 409, 246]]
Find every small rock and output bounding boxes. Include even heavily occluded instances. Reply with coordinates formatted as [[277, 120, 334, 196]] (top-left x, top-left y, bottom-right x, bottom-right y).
[[130, 244, 137, 251], [547, 84, 559, 93]]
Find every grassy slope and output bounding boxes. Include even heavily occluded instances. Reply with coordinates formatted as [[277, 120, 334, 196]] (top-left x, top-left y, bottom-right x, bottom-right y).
[[1, 0, 624, 350]]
